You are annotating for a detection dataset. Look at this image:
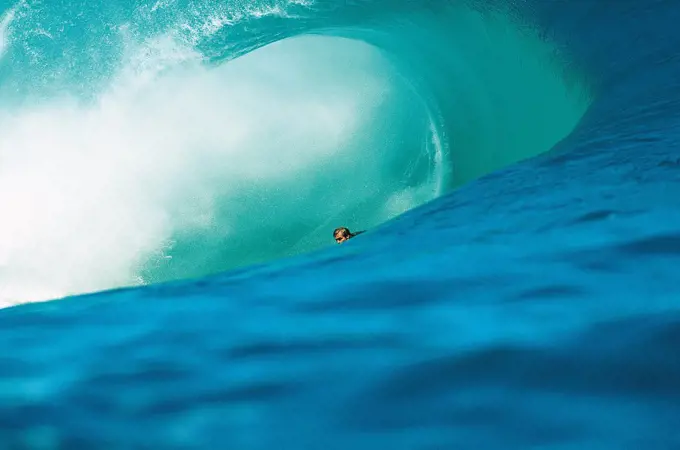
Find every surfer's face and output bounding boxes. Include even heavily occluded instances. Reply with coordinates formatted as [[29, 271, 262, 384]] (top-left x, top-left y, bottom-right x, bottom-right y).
[[334, 231, 350, 243]]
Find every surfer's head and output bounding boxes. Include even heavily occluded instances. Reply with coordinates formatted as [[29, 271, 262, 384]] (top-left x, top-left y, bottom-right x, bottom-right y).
[[333, 227, 352, 244]]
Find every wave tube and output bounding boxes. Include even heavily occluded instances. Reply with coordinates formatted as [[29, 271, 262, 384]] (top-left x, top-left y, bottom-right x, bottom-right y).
[[0, 0, 589, 306]]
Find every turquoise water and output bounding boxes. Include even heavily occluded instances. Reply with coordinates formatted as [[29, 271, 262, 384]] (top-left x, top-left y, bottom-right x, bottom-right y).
[[0, 0, 587, 304], [3, 0, 680, 448]]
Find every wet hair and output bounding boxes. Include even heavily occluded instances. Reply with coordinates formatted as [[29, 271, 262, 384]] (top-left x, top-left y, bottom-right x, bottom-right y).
[[333, 227, 351, 238]]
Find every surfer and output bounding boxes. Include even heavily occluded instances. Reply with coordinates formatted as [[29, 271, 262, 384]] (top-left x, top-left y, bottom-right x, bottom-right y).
[[333, 227, 364, 244]]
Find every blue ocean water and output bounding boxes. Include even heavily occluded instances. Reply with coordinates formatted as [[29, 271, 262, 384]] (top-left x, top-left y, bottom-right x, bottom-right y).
[[1, 0, 680, 448]]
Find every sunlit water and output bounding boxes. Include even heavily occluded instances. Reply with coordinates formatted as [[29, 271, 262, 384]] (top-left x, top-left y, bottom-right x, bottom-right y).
[[0, 0, 679, 448]]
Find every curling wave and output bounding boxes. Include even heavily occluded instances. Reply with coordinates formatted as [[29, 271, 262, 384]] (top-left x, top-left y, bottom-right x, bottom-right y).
[[0, 0, 588, 306]]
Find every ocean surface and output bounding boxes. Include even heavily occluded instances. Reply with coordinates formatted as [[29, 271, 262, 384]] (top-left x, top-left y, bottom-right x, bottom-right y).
[[1, 0, 679, 447]]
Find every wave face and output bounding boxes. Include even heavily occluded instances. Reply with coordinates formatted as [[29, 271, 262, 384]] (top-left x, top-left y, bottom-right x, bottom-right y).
[[0, 0, 587, 305], [2, 0, 680, 448]]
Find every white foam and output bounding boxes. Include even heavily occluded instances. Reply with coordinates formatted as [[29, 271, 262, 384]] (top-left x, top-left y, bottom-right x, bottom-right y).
[[0, 34, 396, 307]]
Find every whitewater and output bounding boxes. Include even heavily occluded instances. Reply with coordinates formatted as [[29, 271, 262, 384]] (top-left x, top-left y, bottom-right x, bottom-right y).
[[1, 0, 680, 447]]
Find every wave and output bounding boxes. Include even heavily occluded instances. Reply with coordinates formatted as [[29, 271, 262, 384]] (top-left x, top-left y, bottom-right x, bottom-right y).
[[0, 0, 587, 306], [2, 0, 680, 448]]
